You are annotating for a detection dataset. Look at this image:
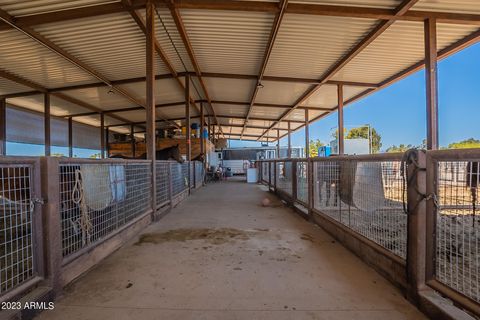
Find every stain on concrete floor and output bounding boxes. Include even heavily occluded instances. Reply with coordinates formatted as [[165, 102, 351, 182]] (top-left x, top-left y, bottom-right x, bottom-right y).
[[136, 228, 253, 246]]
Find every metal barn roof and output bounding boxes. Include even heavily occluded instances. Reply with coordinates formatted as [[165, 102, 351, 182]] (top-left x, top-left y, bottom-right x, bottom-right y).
[[0, 0, 479, 141]]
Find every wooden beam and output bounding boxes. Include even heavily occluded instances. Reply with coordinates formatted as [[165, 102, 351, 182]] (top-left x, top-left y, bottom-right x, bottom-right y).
[[337, 84, 344, 155], [130, 124, 136, 157], [242, 0, 288, 139], [44, 93, 51, 156], [0, 98, 6, 155], [425, 18, 439, 150], [200, 102, 205, 157], [258, 0, 419, 140], [287, 121, 291, 158]]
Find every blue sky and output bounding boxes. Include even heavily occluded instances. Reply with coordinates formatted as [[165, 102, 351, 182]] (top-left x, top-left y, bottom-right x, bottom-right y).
[[231, 41, 480, 151]]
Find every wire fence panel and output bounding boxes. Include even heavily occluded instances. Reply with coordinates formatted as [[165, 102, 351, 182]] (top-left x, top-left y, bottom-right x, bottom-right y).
[[313, 159, 406, 259], [171, 162, 189, 197], [276, 161, 293, 196], [297, 161, 308, 204], [59, 161, 151, 258], [156, 161, 170, 206], [435, 160, 480, 303], [261, 162, 269, 183], [0, 164, 35, 294], [194, 161, 204, 189]]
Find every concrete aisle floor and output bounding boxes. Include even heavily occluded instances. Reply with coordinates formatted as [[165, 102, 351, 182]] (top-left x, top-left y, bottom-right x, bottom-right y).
[[36, 177, 426, 320]]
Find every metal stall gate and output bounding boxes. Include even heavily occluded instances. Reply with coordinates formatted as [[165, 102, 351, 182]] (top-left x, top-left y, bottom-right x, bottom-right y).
[[0, 158, 43, 302], [426, 149, 480, 315]]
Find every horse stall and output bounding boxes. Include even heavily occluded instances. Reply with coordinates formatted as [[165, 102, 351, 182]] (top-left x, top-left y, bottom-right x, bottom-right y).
[[108, 138, 214, 162]]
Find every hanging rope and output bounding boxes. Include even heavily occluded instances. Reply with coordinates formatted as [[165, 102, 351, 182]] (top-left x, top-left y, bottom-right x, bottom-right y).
[[72, 169, 93, 246]]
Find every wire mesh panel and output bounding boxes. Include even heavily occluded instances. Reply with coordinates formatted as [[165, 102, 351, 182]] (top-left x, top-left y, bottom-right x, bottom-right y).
[[59, 161, 151, 258], [276, 161, 293, 196], [297, 161, 308, 204], [269, 162, 275, 188], [261, 162, 269, 183], [0, 164, 35, 294], [171, 162, 189, 197], [156, 161, 170, 206], [194, 161, 204, 189], [313, 159, 406, 259], [435, 160, 480, 303]]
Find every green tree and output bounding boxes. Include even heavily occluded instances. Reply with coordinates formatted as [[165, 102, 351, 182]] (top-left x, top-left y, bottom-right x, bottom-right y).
[[89, 153, 102, 159], [346, 126, 382, 154], [309, 139, 324, 157], [448, 138, 480, 149], [386, 144, 414, 153]]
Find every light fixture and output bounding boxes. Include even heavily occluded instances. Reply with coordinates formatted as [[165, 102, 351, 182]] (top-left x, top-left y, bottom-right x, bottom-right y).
[[257, 82, 264, 89], [107, 87, 115, 94]]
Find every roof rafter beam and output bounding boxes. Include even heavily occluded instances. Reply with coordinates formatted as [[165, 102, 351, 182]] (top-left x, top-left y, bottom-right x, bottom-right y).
[[1, 1, 479, 32], [258, 0, 420, 140], [0, 68, 134, 125], [241, 0, 288, 139], [168, 3, 223, 135], [66, 101, 186, 118]]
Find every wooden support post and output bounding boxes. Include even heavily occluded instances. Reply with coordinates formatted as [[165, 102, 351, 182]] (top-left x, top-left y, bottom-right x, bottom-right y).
[[212, 124, 216, 144], [200, 102, 204, 157], [406, 150, 427, 300], [44, 93, 51, 156], [0, 98, 6, 156], [424, 18, 439, 150], [277, 129, 280, 158], [146, 0, 156, 215], [305, 109, 310, 158], [105, 127, 109, 158], [207, 116, 211, 142], [130, 124, 136, 157], [337, 84, 344, 155], [100, 112, 105, 159], [287, 121, 292, 158], [68, 117, 73, 157], [185, 74, 191, 192]]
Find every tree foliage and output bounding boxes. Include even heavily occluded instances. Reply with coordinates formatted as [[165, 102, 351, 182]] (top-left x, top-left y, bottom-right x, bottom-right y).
[[448, 138, 480, 149], [385, 144, 414, 153], [309, 139, 324, 157], [346, 126, 382, 153]]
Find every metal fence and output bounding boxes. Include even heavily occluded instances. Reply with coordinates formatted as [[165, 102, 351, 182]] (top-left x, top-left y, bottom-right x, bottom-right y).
[[426, 149, 480, 312], [59, 160, 151, 258], [194, 161, 204, 189], [171, 162, 189, 197], [0, 159, 41, 298], [259, 155, 407, 259], [156, 161, 170, 207]]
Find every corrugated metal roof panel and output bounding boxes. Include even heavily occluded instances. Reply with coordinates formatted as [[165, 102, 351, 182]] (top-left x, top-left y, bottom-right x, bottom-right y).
[[180, 9, 274, 75], [203, 77, 255, 101], [250, 106, 287, 119], [288, 0, 401, 8], [60, 86, 133, 111], [33, 12, 168, 81], [331, 21, 478, 84], [301, 84, 367, 108], [0, 0, 118, 16], [0, 29, 97, 89], [213, 103, 248, 117], [413, 0, 480, 14], [255, 81, 312, 105], [8, 94, 92, 116], [0, 78, 31, 95], [265, 14, 377, 79], [151, 8, 195, 73], [284, 108, 328, 121], [118, 79, 185, 106]]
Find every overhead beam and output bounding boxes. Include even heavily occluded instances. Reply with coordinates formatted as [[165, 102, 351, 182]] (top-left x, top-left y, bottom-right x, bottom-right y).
[[1, 0, 479, 33], [168, 4, 223, 136], [242, 0, 288, 139], [258, 0, 419, 140]]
